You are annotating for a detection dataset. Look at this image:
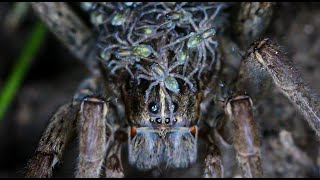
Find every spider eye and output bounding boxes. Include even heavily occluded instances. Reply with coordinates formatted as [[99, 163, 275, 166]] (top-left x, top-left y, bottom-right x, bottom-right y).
[[148, 101, 159, 114], [172, 102, 178, 113]]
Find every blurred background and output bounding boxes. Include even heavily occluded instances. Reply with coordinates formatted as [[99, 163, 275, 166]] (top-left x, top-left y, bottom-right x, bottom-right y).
[[0, 2, 320, 178]]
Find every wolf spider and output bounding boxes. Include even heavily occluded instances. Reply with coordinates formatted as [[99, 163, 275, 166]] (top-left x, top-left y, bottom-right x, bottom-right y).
[[26, 2, 320, 178]]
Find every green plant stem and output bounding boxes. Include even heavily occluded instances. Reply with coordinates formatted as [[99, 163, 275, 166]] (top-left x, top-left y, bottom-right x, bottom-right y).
[[0, 21, 47, 121]]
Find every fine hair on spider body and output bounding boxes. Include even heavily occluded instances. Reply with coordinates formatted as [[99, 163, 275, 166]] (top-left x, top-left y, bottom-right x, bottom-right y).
[[26, 2, 320, 178]]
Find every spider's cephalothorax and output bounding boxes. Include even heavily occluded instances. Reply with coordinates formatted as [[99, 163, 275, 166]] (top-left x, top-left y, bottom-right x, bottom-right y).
[[91, 2, 226, 170], [27, 2, 320, 178], [123, 75, 202, 170]]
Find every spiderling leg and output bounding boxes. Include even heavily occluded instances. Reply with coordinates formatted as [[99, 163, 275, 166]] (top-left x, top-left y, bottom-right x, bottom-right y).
[[187, 45, 203, 79], [145, 80, 160, 102], [171, 73, 195, 92], [25, 102, 79, 178], [225, 95, 263, 178], [76, 97, 110, 178]]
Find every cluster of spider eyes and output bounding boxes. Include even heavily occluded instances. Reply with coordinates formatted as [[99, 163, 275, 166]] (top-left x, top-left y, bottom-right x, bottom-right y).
[[148, 101, 178, 114], [84, 2, 225, 104], [148, 101, 178, 124]]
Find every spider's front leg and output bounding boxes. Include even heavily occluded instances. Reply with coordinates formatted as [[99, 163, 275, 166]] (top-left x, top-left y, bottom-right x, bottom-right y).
[[225, 95, 263, 178], [74, 74, 124, 178], [31, 2, 96, 71], [104, 135, 125, 178], [202, 131, 224, 178], [237, 38, 320, 137], [233, 2, 275, 48], [25, 102, 79, 178], [26, 76, 117, 178], [76, 97, 110, 178]]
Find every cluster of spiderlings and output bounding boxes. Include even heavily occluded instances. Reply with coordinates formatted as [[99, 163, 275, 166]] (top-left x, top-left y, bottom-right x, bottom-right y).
[[85, 2, 228, 111]]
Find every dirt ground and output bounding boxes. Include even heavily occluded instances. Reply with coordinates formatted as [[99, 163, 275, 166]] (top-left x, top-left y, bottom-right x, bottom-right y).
[[1, 2, 320, 178]]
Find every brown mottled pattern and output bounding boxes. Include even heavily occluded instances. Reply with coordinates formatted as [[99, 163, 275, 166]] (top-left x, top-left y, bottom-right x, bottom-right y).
[[25, 2, 320, 178], [25, 103, 79, 178], [31, 2, 96, 71], [105, 139, 124, 178], [76, 98, 109, 178], [203, 144, 224, 178], [242, 38, 320, 137], [234, 2, 275, 48], [226, 96, 262, 178]]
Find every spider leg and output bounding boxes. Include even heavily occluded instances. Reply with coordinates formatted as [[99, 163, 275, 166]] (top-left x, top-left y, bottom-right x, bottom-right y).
[[183, 49, 191, 76], [198, 43, 207, 79], [160, 84, 174, 120], [76, 97, 109, 178], [139, 8, 165, 19], [205, 42, 217, 70], [136, 74, 155, 85], [98, 45, 119, 60], [26, 76, 104, 178], [124, 11, 136, 33], [187, 45, 202, 79], [279, 130, 315, 169], [238, 38, 320, 137], [203, 134, 224, 178], [134, 30, 165, 46], [109, 60, 132, 76], [125, 65, 134, 79], [199, 6, 209, 28], [188, 17, 199, 32], [162, 32, 195, 50], [208, 3, 224, 22], [108, 60, 118, 68], [168, 43, 185, 71], [174, 40, 185, 54], [145, 80, 160, 102], [160, 2, 172, 11], [127, 18, 137, 45], [233, 2, 275, 48], [26, 77, 107, 177], [30, 2, 95, 70], [171, 73, 196, 92], [110, 64, 121, 75], [139, 2, 162, 12], [104, 137, 125, 178], [137, 20, 158, 26], [135, 64, 153, 76], [168, 62, 182, 72], [25, 102, 79, 178], [208, 39, 218, 48], [113, 32, 128, 46], [225, 95, 263, 178]]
